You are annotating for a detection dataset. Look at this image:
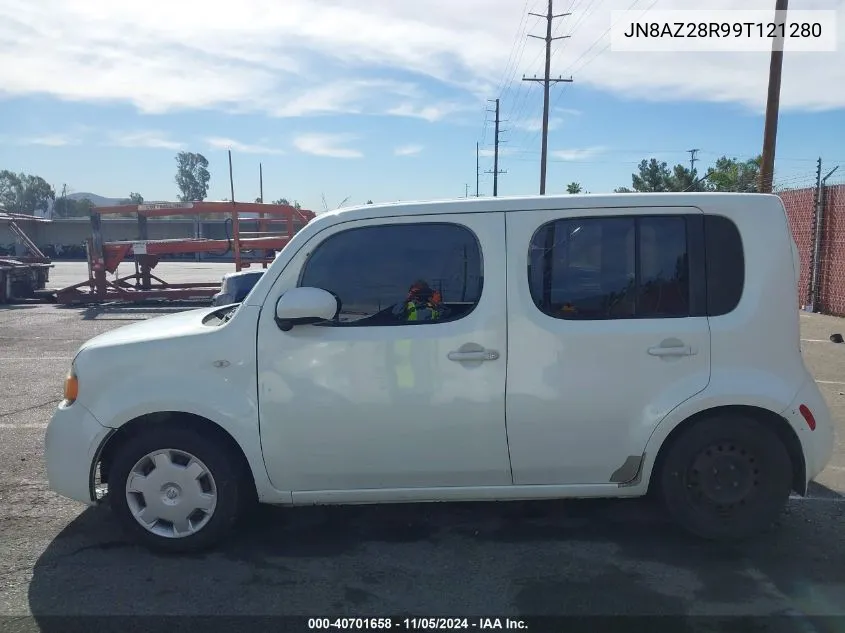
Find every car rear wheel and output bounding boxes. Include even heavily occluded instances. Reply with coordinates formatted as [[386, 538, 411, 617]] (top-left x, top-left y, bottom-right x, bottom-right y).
[[658, 413, 793, 541], [109, 427, 243, 553]]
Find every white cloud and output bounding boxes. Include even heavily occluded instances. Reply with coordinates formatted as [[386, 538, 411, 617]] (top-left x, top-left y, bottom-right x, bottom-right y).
[[514, 117, 564, 132], [0, 0, 842, 118], [550, 146, 607, 161], [107, 131, 183, 150], [18, 133, 79, 147], [386, 102, 474, 122], [294, 133, 363, 158], [478, 147, 518, 158], [394, 144, 424, 156], [205, 137, 284, 154]]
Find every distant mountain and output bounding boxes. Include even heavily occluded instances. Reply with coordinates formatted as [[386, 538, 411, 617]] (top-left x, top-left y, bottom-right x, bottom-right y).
[[65, 192, 125, 206]]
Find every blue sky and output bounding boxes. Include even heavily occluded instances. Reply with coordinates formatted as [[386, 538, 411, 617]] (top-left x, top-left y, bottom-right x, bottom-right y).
[[1, 0, 844, 213]]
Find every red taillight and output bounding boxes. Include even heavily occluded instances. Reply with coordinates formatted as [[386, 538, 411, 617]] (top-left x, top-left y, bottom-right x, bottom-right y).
[[799, 404, 816, 431]]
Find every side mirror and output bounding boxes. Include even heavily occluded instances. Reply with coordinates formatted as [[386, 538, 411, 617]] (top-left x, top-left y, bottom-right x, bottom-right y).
[[274, 287, 340, 331]]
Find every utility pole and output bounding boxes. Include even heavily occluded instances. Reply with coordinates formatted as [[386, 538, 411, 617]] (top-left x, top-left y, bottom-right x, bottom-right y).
[[476, 142, 480, 197], [58, 184, 67, 219], [484, 98, 507, 196], [688, 149, 700, 174], [228, 149, 236, 203], [465, 184, 470, 198], [758, 0, 789, 193], [523, 0, 573, 195], [259, 162, 264, 203]]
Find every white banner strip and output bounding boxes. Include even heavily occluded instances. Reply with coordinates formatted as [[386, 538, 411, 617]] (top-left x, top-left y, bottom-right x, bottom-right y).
[[610, 10, 837, 53]]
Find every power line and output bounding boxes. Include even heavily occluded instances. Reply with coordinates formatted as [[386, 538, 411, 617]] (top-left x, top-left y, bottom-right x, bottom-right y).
[[565, 0, 660, 78], [496, 0, 537, 100], [506, 13, 568, 132], [511, 0, 608, 158], [516, 0, 658, 162]]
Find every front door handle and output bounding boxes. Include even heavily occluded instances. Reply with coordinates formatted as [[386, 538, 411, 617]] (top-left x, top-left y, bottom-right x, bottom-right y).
[[648, 344, 694, 357], [448, 349, 500, 362]]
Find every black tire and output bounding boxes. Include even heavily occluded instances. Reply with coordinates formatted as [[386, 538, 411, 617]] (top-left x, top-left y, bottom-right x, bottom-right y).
[[658, 414, 793, 541], [109, 426, 244, 554]]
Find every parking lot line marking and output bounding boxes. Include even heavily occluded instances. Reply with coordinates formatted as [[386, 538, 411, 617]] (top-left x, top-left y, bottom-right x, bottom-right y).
[[815, 380, 845, 385], [801, 339, 831, 343], [0, 423, 49, 429], [0, 357, 72, 361]]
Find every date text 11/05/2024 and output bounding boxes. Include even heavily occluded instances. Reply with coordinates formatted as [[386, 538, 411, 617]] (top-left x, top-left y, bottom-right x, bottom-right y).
[[307, 618, 527, 630]]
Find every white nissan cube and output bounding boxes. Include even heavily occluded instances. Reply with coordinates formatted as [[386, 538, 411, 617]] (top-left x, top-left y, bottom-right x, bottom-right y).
[[45, 193, 834, 553]]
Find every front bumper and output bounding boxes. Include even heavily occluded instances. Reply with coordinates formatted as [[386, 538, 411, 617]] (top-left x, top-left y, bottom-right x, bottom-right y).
[[45, 400, 113, 505]]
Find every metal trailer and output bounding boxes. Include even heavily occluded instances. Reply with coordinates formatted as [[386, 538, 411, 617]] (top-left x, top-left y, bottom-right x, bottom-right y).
[[55, 201, 316, 305], [0, 210, 53, 304]]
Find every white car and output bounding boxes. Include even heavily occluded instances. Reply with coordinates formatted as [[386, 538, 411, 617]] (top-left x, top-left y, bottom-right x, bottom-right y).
[[45, 193, 834, 553]]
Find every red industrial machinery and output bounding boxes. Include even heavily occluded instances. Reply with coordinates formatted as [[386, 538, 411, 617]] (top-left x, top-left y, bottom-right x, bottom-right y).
[[55, 201, 315, 304]]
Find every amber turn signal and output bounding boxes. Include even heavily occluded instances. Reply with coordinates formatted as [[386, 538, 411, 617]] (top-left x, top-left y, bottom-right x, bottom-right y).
[[63, 374, 79, 403]]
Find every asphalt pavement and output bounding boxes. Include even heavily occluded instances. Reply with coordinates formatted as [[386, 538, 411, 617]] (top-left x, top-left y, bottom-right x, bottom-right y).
[[1, 262, 843, 632]]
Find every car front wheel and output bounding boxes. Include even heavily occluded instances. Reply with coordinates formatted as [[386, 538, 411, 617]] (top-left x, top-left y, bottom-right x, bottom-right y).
[[109, 427, 244, 553]]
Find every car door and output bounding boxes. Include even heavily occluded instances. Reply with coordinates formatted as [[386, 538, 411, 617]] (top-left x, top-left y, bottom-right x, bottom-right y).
[[505, 207, 711, 486], [256, 212, 512, 496]]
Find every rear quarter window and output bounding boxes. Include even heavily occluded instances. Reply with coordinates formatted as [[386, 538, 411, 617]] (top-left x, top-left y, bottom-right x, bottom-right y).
[[704, 214, 744, 316]]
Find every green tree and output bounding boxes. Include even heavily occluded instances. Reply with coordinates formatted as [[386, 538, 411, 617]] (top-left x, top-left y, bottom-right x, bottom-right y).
[[272, 197, 302, 209], [129, 192, 144, 204], [0, 170, 21, 210], [53, 197, 76, 217], [0, 173, 55, 214], [566, 182, 582, 194], [613, 186, 633, 193], [366, 199, 374, 204], [174, 152, 210, 202], [631, 159, 674, 192], [668, 165, 701, 192], [75, 198, 94, 216], [705, 155, 761, 192], [54, 197, 94, 217]]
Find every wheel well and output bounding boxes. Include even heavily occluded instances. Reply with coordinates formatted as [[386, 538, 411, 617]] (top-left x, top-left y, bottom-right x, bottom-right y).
[[649, 405, 807, 496], [95, 412, 257, 502]]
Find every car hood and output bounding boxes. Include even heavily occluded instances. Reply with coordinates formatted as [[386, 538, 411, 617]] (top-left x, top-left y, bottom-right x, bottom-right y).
[[77, 306, 224, 354]]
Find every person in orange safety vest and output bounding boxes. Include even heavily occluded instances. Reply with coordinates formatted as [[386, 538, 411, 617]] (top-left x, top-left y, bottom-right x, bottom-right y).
[[392, 280, 447, 322]]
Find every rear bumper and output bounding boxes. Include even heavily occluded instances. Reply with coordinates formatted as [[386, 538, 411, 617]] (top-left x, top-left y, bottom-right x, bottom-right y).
[[782, 377, 835, 486], [45, 401, 113, 505]]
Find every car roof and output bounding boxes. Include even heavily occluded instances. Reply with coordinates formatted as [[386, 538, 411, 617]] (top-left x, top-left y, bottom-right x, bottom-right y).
[[312, 192, 783, 225]]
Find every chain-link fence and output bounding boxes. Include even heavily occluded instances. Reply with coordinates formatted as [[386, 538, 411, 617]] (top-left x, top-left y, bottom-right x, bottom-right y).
[[777, 166, 845, 317]]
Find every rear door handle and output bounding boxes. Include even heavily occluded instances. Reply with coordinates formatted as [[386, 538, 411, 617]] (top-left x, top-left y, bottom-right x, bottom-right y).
[[448, 349, 500, 362], [648, 344, 694, 357]]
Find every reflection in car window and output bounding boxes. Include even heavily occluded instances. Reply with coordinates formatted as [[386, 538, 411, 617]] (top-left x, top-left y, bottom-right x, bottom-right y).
[[299, 223, 483, 326], [529, 216, 690, 320]]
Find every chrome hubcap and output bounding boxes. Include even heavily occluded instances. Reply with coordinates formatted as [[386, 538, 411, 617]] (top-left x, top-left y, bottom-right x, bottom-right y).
[[125, 449, 217, 539]]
